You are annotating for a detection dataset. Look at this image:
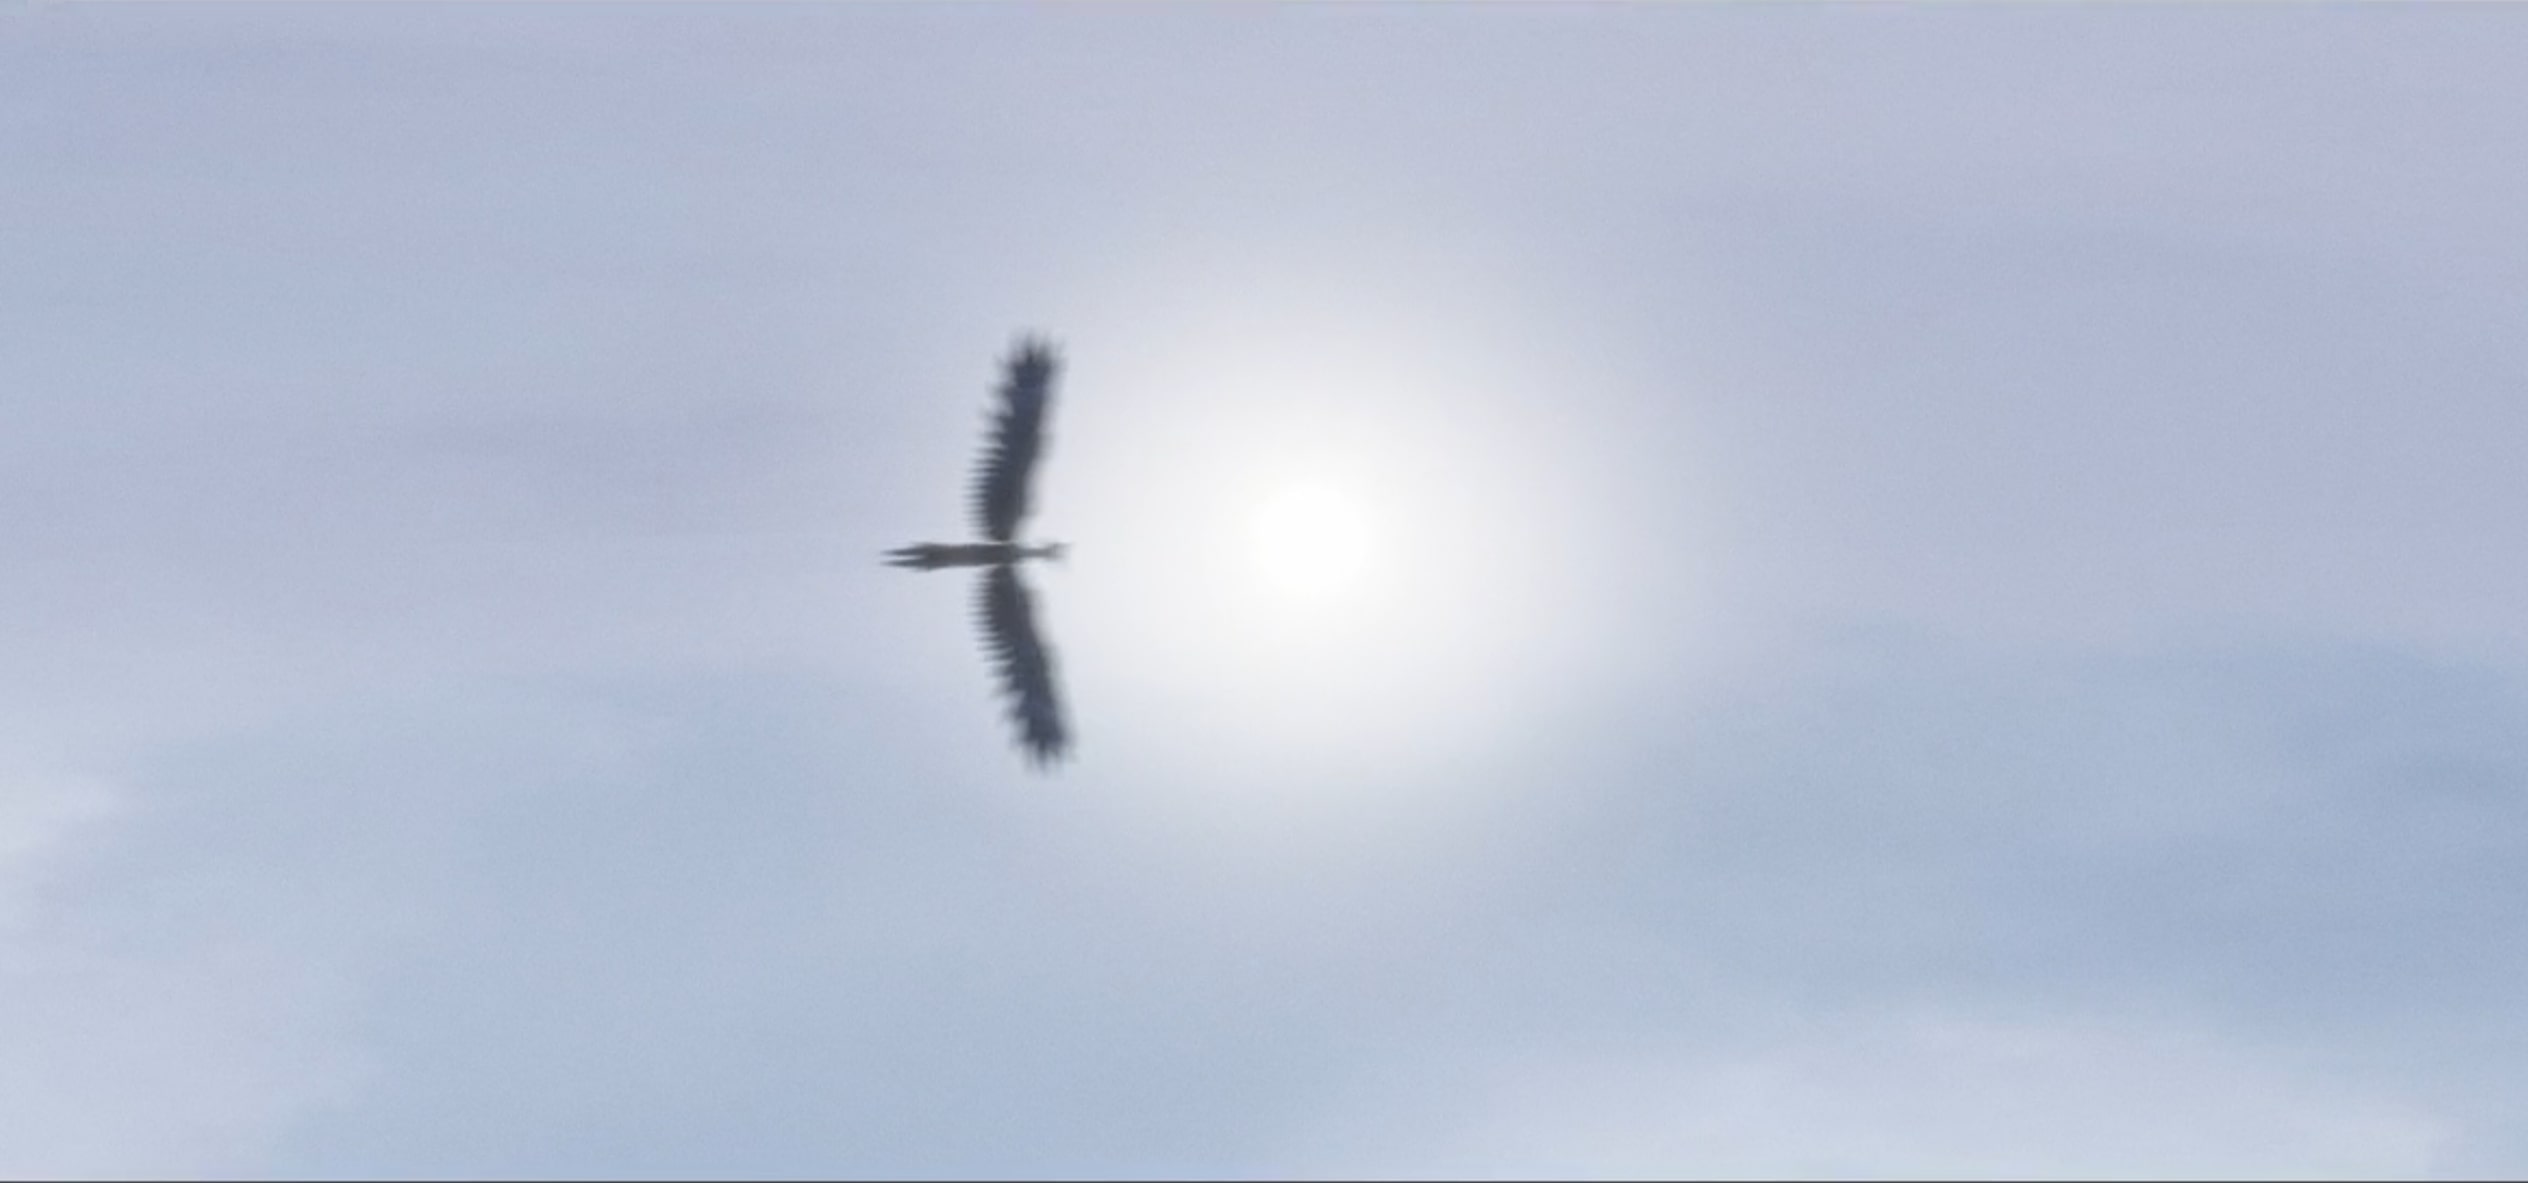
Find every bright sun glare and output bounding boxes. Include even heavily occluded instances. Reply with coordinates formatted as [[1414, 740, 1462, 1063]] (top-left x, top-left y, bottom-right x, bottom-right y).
[[1250, 483, 1372, 600]]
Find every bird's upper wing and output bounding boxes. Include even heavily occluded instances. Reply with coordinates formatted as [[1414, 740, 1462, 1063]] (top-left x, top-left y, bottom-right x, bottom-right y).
[[970, 337, 1059, 543], [976, 563, 1069, 767]]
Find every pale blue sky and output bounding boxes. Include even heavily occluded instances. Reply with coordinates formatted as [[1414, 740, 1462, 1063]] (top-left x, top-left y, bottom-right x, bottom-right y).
[[7, 3, 2528, 1178]]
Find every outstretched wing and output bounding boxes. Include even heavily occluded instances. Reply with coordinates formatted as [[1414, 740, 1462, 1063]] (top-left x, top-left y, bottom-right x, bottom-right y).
[[970, 336, 1059, 543], [975, 563, 1069, 767]]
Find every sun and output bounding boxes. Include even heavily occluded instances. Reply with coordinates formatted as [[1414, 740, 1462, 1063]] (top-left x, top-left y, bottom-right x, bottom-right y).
[[1249, 483, 1372, 600]]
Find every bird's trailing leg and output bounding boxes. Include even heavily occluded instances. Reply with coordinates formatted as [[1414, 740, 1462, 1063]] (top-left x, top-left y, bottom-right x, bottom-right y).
[[885, 543, 966, 570]]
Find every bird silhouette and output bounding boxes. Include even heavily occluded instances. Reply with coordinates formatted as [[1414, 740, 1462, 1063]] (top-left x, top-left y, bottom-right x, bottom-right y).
[[886, 336, 1071, 768]]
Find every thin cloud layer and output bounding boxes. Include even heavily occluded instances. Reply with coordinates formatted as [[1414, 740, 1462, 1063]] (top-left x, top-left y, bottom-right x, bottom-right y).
[[8, 3, 2528, 1178]]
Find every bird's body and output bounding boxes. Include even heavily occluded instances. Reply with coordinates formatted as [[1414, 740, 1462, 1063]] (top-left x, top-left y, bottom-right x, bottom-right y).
[[887, 337, 1072, 768], [884, 541, 1065, 570]]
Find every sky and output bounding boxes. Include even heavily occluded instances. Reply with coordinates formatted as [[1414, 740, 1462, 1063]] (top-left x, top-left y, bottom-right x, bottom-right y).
[[6, 2, 2528, 1178]]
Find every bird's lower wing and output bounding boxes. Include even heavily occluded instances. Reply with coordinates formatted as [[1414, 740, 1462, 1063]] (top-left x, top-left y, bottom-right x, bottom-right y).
[[975, 564, 1069, 767]]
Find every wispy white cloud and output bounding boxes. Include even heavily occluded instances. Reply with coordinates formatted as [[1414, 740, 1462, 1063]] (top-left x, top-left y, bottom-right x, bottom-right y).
[[1305, 1012, 2453, 1181], [40, 635, 2502, 1179], [0, 936, 358, 1179], [0, 770, 357, 1178], [0, 770, 118, 928]]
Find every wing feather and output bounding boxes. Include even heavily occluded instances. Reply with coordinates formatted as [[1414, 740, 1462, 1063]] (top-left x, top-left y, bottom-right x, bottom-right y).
[[975, 564, 1068, 767], [970, 337, 1059, 543]]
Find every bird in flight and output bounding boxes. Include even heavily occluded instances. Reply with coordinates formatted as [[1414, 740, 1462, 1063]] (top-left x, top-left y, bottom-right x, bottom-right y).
[[886, 336, 1071, 768]]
